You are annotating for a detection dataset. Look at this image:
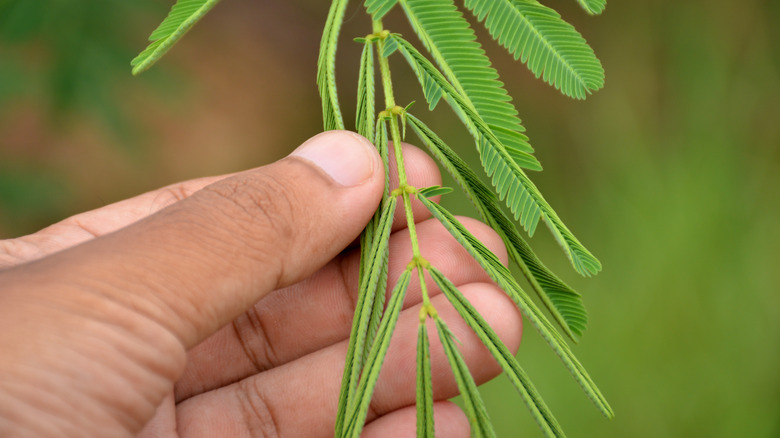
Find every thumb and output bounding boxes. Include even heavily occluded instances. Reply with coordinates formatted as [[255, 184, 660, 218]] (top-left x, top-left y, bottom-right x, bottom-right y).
[[4, 131, 384, 349]]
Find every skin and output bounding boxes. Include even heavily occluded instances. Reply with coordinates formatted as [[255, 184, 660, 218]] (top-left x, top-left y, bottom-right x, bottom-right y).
[[0, 131, 522, 437]]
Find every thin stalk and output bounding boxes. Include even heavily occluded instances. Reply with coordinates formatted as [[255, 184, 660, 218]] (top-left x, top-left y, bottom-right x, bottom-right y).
[[374, 19, 425, 279]]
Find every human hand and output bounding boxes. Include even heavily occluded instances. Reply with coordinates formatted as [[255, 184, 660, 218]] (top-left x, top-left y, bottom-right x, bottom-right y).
[[0, 131, 522, 437]]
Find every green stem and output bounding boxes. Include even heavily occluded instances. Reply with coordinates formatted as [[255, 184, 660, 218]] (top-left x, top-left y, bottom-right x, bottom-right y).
[[374, 20, 435, 314], [374, 21, 423, 262]]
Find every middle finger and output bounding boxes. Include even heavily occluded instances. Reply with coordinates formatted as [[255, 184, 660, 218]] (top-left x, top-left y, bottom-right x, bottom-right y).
[[174, 216, 507, 401]]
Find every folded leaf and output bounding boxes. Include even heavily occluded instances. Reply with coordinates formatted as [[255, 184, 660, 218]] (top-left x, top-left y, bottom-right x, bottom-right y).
[[343, 268, 414, 437], [318, 0, 349, 130], [408, 113, 588, 339], [416, 323, 435, 438], [335, 197, 397, 437], [430, 267, 565, 437], [417, 194, 613, 418]]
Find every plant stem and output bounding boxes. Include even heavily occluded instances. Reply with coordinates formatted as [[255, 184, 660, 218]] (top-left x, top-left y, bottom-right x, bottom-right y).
[[374, 20, 434, 312]]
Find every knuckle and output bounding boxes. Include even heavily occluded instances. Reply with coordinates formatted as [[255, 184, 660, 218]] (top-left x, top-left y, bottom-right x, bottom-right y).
[[231, 306, 280, 372], [236, 378, 281, 438], [148, 184, 193, 214]]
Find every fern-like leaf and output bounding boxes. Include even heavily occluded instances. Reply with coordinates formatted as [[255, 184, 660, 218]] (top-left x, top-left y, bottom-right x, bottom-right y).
[[417, 193, 613, 418], [334, 196, 397, 437], [393, 36, 601, 276], [399, 0, 533, 155], [575, 0, 606, 15], [408, 114, 588, 339], [416, 323, 435, 437], [131, 0, 221, 75], [318, 0, 349, 130], [343, 268, 414, 437], [463, 0, 605, 99], [356, 39, 376, 141], [430, 267, 565, 437], [435, 317, 497, 438], [365, 0, 400, 19]]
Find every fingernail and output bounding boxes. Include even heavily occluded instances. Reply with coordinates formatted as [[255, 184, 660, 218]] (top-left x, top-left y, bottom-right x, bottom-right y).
[[291, 131, 377, 187]]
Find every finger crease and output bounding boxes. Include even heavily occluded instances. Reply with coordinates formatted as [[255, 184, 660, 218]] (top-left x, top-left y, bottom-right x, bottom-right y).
[[236, 378, 281, 438]]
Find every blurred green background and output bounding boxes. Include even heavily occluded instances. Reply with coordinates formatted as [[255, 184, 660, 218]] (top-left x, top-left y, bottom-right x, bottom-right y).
[[1, 1, 777, 436]]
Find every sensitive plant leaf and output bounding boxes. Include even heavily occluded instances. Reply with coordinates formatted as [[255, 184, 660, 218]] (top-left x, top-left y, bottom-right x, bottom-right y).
[[416, 323, 435, 438], [334, 196, 398, 437], [392, 36, 601, 276], [429, 267, 565, 437], [417, 185, 453, 198], [417, 194, 614, 418], [363, 120, 393, 355], [381, 33, 400, 58], [318, 0, 349, 130], [400, 0, 533, 156], [407, 113, 587, 339], [365, 0, 400, 19], [356, 39, 376, 141], [390, 34, 540, 170], [131, 0, 221, 75], [463, 0, 604, 99], [575, 0, 606, 15], [434, 318, 496, 438], [476, 127, 602, 275], [343, 268, 414, 438]]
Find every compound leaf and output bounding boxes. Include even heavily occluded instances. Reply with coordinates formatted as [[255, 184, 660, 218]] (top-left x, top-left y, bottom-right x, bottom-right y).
[[408, 113, 588, 339], [416, 323, 435, 437], [400, 0, 532, 154], [430, 267, 565, 437], [343, 268, 414, 437], [318, 0, 349, 130], [335, 196, 397, 437], [435, 317, 496, 438], [131, 0, 221, 75], [417, 194, 613, 418], [393, 36, 601, 276], [463, 0, 604, 99], [356, 39, 376, 141], [365, 0, 400, 19], [575, 0, 606, 15]]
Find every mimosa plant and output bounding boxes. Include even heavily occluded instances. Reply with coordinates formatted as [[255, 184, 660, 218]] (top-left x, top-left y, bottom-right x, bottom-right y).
[[131, 1, 613, 436]]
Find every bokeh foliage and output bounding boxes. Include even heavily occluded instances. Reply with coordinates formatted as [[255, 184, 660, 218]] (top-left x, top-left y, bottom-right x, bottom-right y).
[[1, 0, 778, 436]]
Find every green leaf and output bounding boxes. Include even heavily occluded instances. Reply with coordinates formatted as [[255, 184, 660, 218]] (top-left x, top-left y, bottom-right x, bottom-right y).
[[318, 0, 349, 130], [407, 113, 588, 339], [363, 120, 393, 356], [356, 39, 376, 141], [417, 185, 453, 198], [334, 196, 398, 437], [416, 323, 435, 438], [463, 0, 605, 99], [575, 0, 606, 15], [392, 36, 601, 276], [429, 267, 565, 437], [131, 0, 221, 75], [416, 194, 614, 418], [343, 268, 414, 438], [400, 0, 533, 156], [390, 34, 540, 170], [434, 317, 496, 438], [381, 33, 400, 57], [365, 0, 400, 19]]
